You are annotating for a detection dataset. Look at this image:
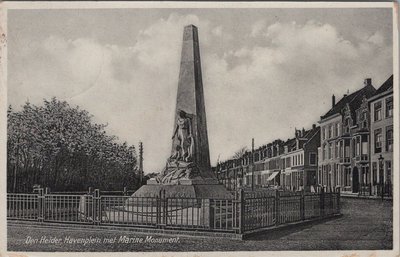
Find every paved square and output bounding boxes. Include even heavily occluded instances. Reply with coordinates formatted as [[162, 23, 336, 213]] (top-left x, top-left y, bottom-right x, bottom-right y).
[[7, 198, 392, 251]]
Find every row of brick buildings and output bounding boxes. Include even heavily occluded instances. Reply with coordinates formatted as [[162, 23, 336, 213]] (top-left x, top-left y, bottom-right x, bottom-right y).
[[213, 75, 393, 195]]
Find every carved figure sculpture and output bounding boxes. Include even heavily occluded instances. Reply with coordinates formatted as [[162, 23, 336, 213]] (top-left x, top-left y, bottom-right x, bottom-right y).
[[172, 110, 194, 162]]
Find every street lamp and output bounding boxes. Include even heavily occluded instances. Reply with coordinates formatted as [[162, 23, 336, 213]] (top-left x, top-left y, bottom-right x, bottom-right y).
[[378, 154, 384, 200]]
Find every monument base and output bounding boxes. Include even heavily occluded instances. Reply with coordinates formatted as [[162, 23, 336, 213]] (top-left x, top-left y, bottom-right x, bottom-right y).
[[132, 183, 233, 199]]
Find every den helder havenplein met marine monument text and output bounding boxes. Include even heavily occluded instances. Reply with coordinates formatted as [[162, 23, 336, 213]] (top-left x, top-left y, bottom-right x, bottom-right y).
[[24, 235, 181, 246]]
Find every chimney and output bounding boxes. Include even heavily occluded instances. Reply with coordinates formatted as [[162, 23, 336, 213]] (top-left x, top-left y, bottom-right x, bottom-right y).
[[364, 78, 372, 87], [312, 124, 316, 130], [332, 94, 336, 109], [302, 128, 305, 137], [344, 89, 349, 98]]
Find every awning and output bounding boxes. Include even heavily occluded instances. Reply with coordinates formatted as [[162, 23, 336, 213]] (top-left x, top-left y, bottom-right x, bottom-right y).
[[267, 171, 280, 181]]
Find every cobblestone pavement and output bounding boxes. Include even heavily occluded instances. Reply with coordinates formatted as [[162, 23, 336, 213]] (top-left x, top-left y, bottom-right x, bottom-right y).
[[7, 198, 393, 252]]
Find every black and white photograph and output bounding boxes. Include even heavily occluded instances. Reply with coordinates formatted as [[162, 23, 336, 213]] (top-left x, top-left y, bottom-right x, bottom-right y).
[[0, 2, 398, 256]]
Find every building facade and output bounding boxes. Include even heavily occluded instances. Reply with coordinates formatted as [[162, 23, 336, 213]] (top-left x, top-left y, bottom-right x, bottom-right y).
[[215, 126, 319, 192], [318, 78, 376, 193], [279, 126, 320, 192], [368, 75, 393, 196], [214, 75, 392, 196]]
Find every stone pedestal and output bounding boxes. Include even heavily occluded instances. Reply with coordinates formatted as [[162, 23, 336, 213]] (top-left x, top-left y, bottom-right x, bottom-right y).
[[133, 182, 233, 199]]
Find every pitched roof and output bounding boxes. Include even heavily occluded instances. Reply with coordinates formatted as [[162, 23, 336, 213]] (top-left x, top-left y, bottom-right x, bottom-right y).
[[320, 84, 376, 120], [284, 138, 296, 147], [374, 75, 393, 95]]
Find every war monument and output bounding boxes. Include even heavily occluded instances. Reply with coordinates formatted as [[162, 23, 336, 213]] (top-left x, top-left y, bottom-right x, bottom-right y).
[[132, 25, 232, 199]]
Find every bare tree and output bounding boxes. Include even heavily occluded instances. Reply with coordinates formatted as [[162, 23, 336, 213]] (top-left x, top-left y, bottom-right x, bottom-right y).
[[232, 146, 248, 159]]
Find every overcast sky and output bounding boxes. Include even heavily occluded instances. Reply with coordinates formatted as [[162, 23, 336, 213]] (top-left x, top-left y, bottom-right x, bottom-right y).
[[8, 8, 393, 173]]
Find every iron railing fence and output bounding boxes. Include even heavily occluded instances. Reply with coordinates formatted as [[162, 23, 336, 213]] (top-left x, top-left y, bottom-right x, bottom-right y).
[[241, 191, 340, 232], [359, 183, 372, 196], [354, 182, 392, 198], [376, 182, 393, 198], [7, 188, 340, 234], [7, 194, 39, 221]]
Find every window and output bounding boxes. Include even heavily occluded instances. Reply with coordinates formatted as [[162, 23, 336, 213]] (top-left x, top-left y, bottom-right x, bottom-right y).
[[322, 144, 326, 160], [329, 143, 333, 159], [335, 142, 339, 158], [345, 146, 350, 158], [386, 97, 393, 118], [386, 126, 393, 152], [374, 129, 382, 153], [361, 142, 368, 155], [374, 101, 382, 121], [309, 153, 317, 165], [322, 127, 326, 140], [356, 137, 360, 156], [339, 141, 343, 158], [336, 123, 340, 136], [345, 168, 351, 186], [286, 157, 291, 168], [328, 126, 332, 138], [361, 112, 368, 128]]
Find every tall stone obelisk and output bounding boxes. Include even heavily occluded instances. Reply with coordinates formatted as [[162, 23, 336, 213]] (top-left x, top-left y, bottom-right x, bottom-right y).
[[132, 25, 232, 199], [172, 25, 211, 174]]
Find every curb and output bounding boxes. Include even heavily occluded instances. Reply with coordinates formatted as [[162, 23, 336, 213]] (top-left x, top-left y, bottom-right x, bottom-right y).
[[8, 214, 342, 241], [241, 213, 343, 239], [8, 220, 243, 240], [341, 195, 393, 201]]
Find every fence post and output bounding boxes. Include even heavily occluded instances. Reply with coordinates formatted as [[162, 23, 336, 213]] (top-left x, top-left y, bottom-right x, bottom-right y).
[[336, 187, 341, 213], [238, 189, 245, 234], [37, 188, 44, 222], [156, 189, 168, 228], [275, 190, 280, 226], [123, 187, 127, 196], [156, 189, 162, 227], [93, 189, 101, 225], [320, 187, 325, 217], [162, 189, 167, 228], [300, 190, 305, 220], [156, 189, 167, 228]]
